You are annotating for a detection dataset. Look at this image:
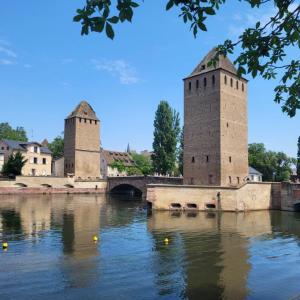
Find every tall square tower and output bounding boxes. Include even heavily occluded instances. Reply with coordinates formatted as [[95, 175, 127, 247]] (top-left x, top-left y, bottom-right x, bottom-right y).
[[64, 101, 100, 179], [183, 49, 248, 186]]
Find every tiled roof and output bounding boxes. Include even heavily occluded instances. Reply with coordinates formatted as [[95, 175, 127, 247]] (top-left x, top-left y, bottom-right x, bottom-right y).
[[189, 47, 237, 77], [1, 139, 52, 155], [249, 166, 262, 176], [102, 149, 135, 167], [67, 100, 99, 121]]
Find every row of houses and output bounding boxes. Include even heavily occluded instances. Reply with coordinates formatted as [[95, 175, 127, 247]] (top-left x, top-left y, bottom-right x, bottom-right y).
[[0, 138, 263, 181]]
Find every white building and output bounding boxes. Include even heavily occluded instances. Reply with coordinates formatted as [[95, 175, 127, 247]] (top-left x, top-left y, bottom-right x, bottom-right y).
[[0, 150, 4, 173], [248, 166, 263, 182]]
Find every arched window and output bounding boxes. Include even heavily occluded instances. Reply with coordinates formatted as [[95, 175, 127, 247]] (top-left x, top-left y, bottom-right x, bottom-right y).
[[196, 80, 199, 89], [204, 77, 207, 87], [230, 78, 233, 87], [224, 75, 227, 84], [212, 75, 215, 85]]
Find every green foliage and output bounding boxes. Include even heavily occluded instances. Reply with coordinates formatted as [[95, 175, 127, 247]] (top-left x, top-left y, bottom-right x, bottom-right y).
[[177, 128, 184, 176], [297, 136, 300, 179], [130, 152, 153, 175], [0, 122, 27, 142], [48, 135, 64, 159], [248, 143, 296, 182], [110, 160, 126, 172], [152, 100, 180, 175], [2, 152, 27, 177], [75, 0, 300, 116]]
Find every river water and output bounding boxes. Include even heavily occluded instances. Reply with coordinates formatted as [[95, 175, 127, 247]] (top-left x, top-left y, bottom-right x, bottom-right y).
[[1, 194, 300, 300]]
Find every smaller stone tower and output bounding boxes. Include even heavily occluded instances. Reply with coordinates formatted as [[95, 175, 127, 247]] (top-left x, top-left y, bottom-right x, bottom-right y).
[[64, 101, 100, 179]]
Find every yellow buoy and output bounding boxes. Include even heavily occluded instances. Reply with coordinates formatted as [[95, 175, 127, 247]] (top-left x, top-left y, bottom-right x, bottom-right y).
[[2, 242, 8, 249], [93, 236, 98, 242], [164, 238, 169, 244]]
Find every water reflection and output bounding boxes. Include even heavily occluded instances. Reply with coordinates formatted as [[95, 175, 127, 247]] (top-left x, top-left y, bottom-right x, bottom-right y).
[[1, 194, 300, 300]]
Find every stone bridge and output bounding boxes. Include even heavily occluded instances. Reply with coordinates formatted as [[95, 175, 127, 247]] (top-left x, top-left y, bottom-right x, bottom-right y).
[[107, 176, 183, 196]]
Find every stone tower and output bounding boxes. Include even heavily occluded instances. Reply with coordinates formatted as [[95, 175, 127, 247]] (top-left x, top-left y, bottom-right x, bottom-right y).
[[64, 101, 100, 178], [183, 48, 248, 186]]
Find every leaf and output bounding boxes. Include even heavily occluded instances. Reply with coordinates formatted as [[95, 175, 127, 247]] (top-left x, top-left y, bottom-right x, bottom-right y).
[[108, 16, 119, 24], [73, 15, 82, 22], [197, 21, 207, 31], [204, 7, 215, 15], [166, 0, 174, 10], [105, 22, 114, 39]]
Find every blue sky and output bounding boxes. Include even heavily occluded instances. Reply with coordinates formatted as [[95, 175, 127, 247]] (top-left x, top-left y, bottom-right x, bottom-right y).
[[0, 1, 299, 157]]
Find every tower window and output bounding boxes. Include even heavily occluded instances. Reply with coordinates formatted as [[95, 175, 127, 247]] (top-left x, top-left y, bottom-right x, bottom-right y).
[[188, 82, 191, 91], [212, 75, 215, 85], [230, 78, 233, 87], [229, 156, 232, 163], [206, 155, 209, 163], [236, 81, 239, 89], [191, 157, 195, 163], [204, 77, 207, 87], [95, 120, 97, 125], [224, 75, 227, 85], [196, 80, 199, 89], [242, 83, 244, 91]]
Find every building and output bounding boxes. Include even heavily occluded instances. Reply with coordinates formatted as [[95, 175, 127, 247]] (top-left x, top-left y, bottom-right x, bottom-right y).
[[0, 139, 52, 176], [248, 166, 262, 182], [0, 150, 4, 173], [183, 48, 248, 186], [52, 156, 64, 177], [100, 149, 135, 178], [64, 101, 101, 179]]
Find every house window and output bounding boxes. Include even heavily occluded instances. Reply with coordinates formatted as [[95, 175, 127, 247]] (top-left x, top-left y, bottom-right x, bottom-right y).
[[229, 156, 232, 163], [188, 82, 191, 91], [206, 155, 209, 162], [212, 75, 215, 85], [84, 119, 87, 123], [34, 146, 38, 153], [224, 75, 227, 85], [196, 80, 199, 89], [230, 78, 233, 87], [191, 157, 195, 163], [204, 77, 207, 87], [34, 157, 38, 164], [90, 120, 92, 124], [42, 158, 46, 165], [79, 118, 82, 123]]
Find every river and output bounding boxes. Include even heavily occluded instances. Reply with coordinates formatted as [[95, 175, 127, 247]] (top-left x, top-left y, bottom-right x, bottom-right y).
[[1, 194, 300, 300]]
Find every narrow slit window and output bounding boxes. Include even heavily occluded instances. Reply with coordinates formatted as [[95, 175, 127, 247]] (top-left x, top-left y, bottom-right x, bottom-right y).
[[191, 156, 195, 163], [196, 80, 199, 89], [189, 82, 191, 91], [242, 83, 244, 91], [236, 81, 239, 89], [229, 156, 232, 163], [204, 77, 207, 87], [230, 78, 233, 87], [212, 75, 215, 85], [224, 75, 227, 85], [206, 155, 209, 163]]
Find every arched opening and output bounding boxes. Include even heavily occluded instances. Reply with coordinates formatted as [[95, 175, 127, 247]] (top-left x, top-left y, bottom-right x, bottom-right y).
[[206, 203, 216, 209], [15, 183, 27, 188], [185, 203, 198, 210], [64, 184, 74, 188], [170, 203, 182, 210], [41, 184, 52, 188], [110, 184, 142, 197]]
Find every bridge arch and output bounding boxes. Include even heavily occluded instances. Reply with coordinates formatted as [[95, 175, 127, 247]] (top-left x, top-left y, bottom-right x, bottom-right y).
[[41, 184, 52, 188], [110, 184, 143, 197], [15, 183, 27, 188]]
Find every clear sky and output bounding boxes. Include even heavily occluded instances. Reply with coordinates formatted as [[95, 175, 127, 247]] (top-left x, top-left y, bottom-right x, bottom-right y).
[[0, 1, 299, 157]]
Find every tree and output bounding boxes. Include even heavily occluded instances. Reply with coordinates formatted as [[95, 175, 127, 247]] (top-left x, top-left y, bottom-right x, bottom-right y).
[[297, 136, 300, 179], [2, 152, 27, 177], [74, 0, 300, 116], [110, 160, 126, 173], [248, 143, 295, 182], [130, 152, 153, 175], [152, 101, 180, 175], [177, 128, 184, 176], [48, 135, 64, 159], [0, 122, 27, 142]]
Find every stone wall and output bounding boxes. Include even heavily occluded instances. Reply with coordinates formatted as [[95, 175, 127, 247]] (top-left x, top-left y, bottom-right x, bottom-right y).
[[147, 182, 272, 211], [280, 182, 300, 211]]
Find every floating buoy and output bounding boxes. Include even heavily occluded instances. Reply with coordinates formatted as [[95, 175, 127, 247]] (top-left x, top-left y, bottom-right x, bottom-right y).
[[2, 242, 8, 250], [164, 238, 169, 244], [93, 236, 98, 242]]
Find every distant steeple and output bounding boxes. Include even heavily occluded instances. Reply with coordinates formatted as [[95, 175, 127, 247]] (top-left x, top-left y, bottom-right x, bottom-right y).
[[126, 143, 131, 153]]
